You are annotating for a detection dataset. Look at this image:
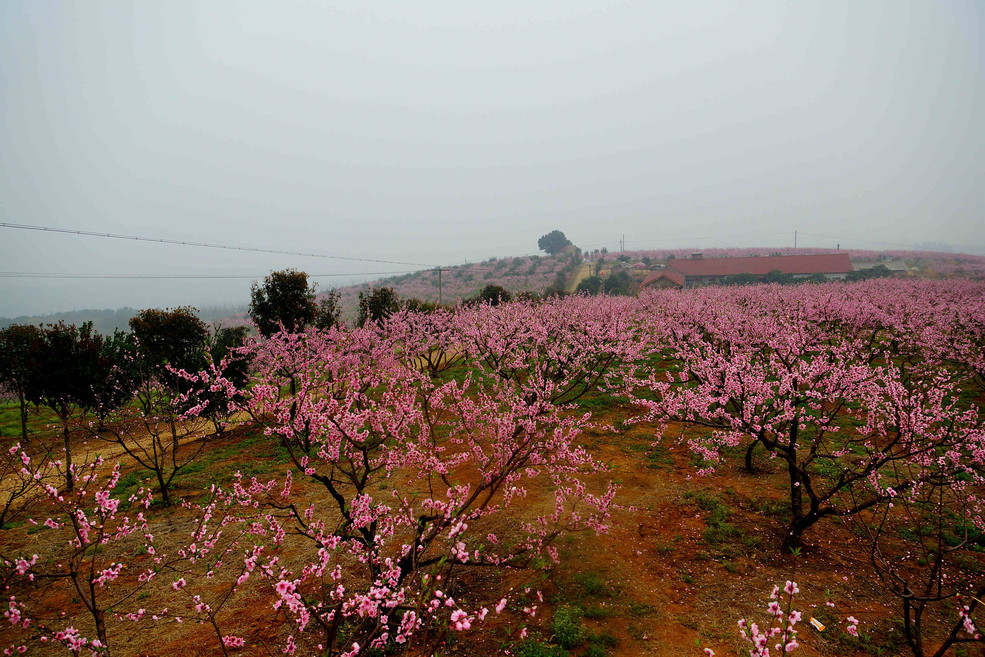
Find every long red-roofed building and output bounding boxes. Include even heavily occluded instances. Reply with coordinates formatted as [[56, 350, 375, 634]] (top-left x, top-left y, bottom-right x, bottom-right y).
[[641, 253, 854, 289]]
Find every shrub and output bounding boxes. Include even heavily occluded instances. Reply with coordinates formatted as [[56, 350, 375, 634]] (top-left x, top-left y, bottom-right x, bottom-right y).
[[552, 605, 584, 649]]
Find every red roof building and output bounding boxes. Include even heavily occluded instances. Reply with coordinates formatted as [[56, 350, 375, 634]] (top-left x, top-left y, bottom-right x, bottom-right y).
[[640, 253, 853, 289]]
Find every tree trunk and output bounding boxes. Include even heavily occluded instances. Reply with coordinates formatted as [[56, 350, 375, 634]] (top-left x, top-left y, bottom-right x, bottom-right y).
[[744, 439, 758, 472], [156, 466, 172, 507], [94, 607, 109, 654], [781, 512, 816, 552], [18, 391, 29, 442], [902, 591, 926, 657], [62, 413, 73, 492], [788, 466, 803, 519]]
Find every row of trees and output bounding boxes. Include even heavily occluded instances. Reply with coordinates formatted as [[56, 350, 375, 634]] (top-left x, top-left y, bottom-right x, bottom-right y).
[[627, 281, 984, 656], [1, 275, 981, 655], [0, 307, 248, 495], [2, 292, 637, 655]]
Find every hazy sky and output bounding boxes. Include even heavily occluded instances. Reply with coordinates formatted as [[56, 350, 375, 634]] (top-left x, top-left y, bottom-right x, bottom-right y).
[[2, 1, 983, 316]]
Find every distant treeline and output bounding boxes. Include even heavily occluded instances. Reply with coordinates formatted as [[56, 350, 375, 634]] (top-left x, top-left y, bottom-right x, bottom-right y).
[[0, 304, 247, 334]]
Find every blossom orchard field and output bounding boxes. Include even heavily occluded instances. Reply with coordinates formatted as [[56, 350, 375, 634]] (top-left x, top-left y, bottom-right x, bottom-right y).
[[2, 282, 983, 655], [232, 297, 643, 653], [628, 280, 985, 544], [628, 279, 985, 653], [2, 295, 640, 655], [2, 457, 155, 655]]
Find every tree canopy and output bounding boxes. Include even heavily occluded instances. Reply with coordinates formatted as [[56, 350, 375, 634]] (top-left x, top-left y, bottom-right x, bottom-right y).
[[357, 286, 402, 327], [129, 306, 208, 387], [537, 230, 572, 256], [249, 269, 319, 336], [0, 324, 42, 441], [475, 284, 512, 306]]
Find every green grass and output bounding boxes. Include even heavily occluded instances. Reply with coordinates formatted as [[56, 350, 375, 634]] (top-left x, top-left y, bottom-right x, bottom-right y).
[[0, 402, 60, 441], [573, 391, 624, 412], [551, 605, 584, 649], [514, 641, 567, 657], [582, 604, 616, 620], [645, 442, 674, 469], [683, 489, 748, 555], [573, 571, 613, 598], [112, 469, 147, 504]]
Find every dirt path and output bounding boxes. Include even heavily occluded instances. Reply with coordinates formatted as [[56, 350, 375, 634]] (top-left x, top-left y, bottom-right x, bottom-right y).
[[565, 262, 594, 293]]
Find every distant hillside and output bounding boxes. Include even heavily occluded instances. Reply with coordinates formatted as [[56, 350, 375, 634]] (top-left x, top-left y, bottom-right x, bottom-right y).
[[6, 247, 984, 332], [329, 251, 584, 318], [326, 246, 985, 319], [0, 304, 248, 333]]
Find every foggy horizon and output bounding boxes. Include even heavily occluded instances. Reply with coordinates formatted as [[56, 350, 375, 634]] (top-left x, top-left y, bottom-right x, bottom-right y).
[[2, 1, 983, 317]]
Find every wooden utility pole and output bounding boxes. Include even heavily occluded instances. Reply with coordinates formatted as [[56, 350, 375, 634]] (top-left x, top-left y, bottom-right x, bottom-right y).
[[438, 267, 442, 306]]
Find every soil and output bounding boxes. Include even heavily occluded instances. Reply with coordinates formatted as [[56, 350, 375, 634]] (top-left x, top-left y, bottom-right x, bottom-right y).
[[0, 402, 965, 657]]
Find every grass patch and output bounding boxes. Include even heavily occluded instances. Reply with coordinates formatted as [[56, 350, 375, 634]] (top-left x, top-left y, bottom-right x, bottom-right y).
[[573, 392, 624, 412], [552, 605, 584, 649], [683, 489, 748, 553], [582, 604, 616, 620], [0, 402, 60, 441], [645, 443, 674, 470], [574, 571, 613, 598], [113, 469, 147, 501], [515, 641, 567, 657]]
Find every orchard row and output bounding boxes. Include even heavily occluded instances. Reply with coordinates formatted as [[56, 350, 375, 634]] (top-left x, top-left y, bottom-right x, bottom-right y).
[[1, 278, 982, 656]]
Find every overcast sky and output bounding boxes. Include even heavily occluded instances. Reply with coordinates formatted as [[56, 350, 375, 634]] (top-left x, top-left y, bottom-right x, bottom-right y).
[[1, 1, 983, 316]]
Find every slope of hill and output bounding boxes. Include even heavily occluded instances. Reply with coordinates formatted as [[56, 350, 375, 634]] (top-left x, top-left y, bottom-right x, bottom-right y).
[[0, 305, 248, 333], [330, 252, 582, 317], [327, 246, 985, 320]]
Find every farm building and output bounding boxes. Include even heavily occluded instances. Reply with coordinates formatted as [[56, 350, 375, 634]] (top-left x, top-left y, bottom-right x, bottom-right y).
[[640, 253, 854, 289]]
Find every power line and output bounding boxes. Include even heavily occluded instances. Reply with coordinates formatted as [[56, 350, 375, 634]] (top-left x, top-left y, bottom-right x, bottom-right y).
[[0, 270, 417, 280], [0, 222, 435, 268]]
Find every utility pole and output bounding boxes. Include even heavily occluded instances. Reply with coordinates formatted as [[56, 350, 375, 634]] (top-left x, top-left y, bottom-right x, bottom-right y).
[[438, 267, 442, 306], [794, 230, 797, 249]]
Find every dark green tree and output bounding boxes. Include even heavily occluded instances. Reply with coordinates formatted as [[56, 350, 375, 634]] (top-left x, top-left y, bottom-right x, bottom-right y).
[[357, 287, 401, 327], [95, 313, 214, 506], [199, 325, 250, 434], [763, 270, 794, 285], [91, 329, 140, 431], [603, 270, 632, 295], [546, 271, 568, 295], [476, 284, 512, 306], [847, 264, 892, 282], [25, 322, 106, 491], [537, 230, 572, 256], [576, 276, 603, 295], [129, 307, 208, 406], [402, 298, 440, 314], [249, 269, 319, 336], [724, 273, 761, 286], [0, 324, 42, 441], [315, 289, 344, 330]]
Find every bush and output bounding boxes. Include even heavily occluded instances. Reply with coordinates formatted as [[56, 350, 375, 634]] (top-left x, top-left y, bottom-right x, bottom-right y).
[[552, 605, 584, 649]]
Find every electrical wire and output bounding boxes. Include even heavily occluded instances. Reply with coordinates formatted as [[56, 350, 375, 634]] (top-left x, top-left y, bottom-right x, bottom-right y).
[[0, 271, 417, 280], [0, 222, 435, 267]]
